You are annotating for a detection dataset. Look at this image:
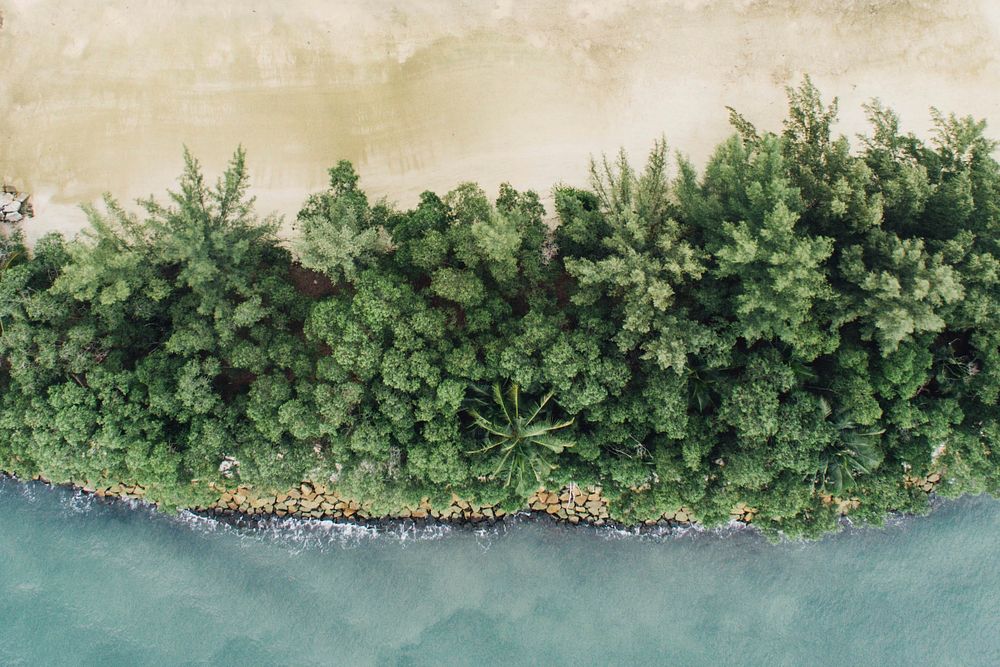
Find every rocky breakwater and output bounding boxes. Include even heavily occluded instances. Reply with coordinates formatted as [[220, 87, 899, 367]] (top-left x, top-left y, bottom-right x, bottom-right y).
[[196, 483, 695, 528], [19, 470, 946, 528], [196, 483, 532, 525], [1, 185, 32, 225]]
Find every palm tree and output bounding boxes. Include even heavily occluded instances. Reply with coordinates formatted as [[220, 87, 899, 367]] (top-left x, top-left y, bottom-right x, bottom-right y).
[[813, 398, 884, 495], [465, 383, 575, 496]]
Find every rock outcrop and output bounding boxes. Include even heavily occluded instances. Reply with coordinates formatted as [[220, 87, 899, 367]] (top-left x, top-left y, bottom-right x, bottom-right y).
[[1, 185, 32, 224]]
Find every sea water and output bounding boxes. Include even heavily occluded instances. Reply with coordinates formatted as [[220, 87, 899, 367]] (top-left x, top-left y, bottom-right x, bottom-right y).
[[0, 477, 997, 665]]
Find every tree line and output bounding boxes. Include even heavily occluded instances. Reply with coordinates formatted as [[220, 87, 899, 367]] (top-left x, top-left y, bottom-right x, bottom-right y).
[[2, 80, 998, 537]]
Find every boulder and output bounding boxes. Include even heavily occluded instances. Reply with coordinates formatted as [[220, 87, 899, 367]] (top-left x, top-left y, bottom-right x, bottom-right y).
[[5, 212, 23, 223]]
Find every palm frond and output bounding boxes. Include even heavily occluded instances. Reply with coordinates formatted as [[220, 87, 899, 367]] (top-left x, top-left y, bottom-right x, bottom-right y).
[[464, 382, 576, 494]]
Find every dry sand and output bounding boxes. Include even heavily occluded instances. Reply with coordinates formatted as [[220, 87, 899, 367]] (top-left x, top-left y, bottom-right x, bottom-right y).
[[2, 0, 1000, 242]]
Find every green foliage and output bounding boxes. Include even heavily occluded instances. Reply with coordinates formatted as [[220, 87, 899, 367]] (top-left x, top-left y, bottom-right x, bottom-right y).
[[3, 79, 999, 537], [812, 399, 885, 495], [465, 383, 575, 496]]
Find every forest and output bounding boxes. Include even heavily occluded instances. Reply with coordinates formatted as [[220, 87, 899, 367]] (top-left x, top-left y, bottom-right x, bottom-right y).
[[2, 80, 998, 538]]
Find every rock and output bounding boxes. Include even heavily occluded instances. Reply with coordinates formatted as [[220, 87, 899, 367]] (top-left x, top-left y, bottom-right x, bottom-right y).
[[5, 212, 23, 223], [15, 193, 28, 203], [545, 504, 560, 515], [411, 508, 428, 519], [568, 515, 580, 524], [674, 511, 689, 522], [2, 200, 20, 213], [530, 501, 547, 511], [922, 482, 934, 493], [0, 193, 11, 204], [927, 473, 941, 483]]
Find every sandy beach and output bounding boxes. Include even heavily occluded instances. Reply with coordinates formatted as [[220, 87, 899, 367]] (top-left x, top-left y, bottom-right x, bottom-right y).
[[2, 0, 1000, 242]]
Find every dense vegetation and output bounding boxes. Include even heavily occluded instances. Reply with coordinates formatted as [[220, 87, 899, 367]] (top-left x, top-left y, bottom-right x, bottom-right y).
[[2, 81, 999, 537]]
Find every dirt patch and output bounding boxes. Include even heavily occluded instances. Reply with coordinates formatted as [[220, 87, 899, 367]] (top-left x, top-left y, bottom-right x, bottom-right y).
[[288, 263, 335, 299]]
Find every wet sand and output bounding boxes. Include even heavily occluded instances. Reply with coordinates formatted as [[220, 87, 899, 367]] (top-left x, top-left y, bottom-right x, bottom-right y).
[[2, 0, 1000, 242]]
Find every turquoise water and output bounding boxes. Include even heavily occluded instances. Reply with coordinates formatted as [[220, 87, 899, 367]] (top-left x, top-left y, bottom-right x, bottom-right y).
[[1, 478, 998, 666]]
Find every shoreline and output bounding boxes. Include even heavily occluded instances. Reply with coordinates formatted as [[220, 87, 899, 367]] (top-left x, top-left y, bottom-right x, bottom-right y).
[[1, 471, 943, 536]]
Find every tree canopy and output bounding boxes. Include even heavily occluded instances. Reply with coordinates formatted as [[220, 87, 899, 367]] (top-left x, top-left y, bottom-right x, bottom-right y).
[[2, 80, 998, 536]]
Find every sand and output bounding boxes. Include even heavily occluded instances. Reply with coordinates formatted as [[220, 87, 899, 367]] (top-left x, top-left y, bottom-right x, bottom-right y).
[[2, 0, 999, 242]]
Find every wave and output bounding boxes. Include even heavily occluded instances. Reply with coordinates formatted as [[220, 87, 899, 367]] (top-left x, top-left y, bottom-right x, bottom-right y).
[[0, 475, 944, 550]]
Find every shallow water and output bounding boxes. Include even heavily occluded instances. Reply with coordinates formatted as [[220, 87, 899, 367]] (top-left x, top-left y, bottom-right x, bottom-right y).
[[4, 1, 1000, 242], [1, 478, 998, 665]]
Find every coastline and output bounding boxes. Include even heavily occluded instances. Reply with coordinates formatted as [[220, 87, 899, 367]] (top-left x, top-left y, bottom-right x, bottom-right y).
[[0, 471, 944, 535]]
